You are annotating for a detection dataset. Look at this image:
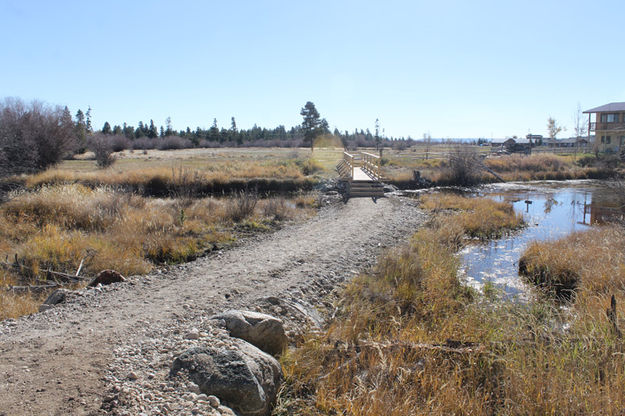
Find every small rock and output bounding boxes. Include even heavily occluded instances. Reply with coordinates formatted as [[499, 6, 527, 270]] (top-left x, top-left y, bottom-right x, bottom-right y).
[[188, 382, 201, 394], [184, 328, 200, 340], [38, 304, 54, 313], [127, 372, 138, 381], [207, 395, 220, 408], [218, 405, 237, 416]]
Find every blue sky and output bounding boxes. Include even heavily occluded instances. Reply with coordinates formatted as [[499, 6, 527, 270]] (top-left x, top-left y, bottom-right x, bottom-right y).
[[1, 0, 623, 139]]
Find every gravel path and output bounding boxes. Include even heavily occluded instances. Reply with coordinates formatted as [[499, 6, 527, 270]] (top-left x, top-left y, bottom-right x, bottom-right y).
[[0, 196, 425, 415]]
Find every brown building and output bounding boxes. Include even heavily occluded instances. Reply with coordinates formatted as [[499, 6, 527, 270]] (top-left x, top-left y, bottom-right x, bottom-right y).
[[583, 102, 625, 152]]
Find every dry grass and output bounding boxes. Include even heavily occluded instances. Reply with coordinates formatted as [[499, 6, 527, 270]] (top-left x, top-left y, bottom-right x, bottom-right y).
[[419, 193, 524, 239], [384, 153, 616, 187], [520, 227, 625, 304], [21, 147, 341, 194], [0, 270, 42, 320], [0, 184, 317, 319], [277, 196, 625, 415]]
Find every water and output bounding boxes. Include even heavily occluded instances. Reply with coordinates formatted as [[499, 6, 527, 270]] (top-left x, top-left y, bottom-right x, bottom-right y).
[[458, 180, 624, 299]]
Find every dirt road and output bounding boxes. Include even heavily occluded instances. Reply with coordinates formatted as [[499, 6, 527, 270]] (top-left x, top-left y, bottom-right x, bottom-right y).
[[0, 196, 424, 415]]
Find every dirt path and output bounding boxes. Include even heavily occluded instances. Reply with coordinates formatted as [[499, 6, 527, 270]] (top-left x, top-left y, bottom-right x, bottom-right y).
[[0, 196, 425, 415]]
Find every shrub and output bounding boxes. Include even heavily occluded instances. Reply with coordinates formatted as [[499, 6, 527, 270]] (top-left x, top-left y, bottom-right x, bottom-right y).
[[157, 136, 193, 150], [87, 134, 115, 168], [439, 145, 483, 186], [132, 137, 157, 150], [0, 98, 77, 176], [109, 134, 131, 152], [226, 190, 258, 222], [295, 158, 323, 176], [261, 198, 293, 221]]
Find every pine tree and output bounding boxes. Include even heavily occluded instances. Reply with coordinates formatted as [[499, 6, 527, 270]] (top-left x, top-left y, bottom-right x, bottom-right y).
[[85, 106, 93, 133], [102, 121, 112, 135], [300, 101, 328, 152], [148, 119, 158, 138], [75, 109, 87, 152]]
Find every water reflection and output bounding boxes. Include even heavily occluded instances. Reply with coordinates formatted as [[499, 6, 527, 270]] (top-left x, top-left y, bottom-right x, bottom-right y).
[[459, 181, 624, 299]]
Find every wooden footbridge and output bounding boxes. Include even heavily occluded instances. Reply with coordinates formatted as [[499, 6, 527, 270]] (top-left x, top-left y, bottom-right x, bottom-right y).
[[337, 151, 385, 198]]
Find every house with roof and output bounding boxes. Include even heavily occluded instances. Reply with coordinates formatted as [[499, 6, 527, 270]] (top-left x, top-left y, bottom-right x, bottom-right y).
[[583, 102, 625, 153], [543, 137, 590, 148]]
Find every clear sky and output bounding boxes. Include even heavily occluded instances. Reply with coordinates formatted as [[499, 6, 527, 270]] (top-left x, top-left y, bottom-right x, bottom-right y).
[[1, 0, 624, 139]]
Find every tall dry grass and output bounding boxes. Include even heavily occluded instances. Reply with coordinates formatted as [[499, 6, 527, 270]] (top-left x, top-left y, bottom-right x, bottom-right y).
[[419, 193, 524, 239], [277, 195, 625, 415], [0, 184, 317, 319], [385, 153, 616, 187], [520, 226, 625, 306]]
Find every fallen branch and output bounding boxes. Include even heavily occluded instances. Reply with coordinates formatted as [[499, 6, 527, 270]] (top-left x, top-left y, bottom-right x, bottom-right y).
[[0, 260, 90, 282]]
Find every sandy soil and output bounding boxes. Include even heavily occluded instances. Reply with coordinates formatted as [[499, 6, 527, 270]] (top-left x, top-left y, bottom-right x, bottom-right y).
[[0, 196, 424, 415]]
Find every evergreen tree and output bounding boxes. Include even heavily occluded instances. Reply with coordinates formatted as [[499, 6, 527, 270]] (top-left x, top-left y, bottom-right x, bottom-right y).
[[123, 123, 134, 139], [148, 119, 158, 138], [135, 121, 145, 138], [300, 101, 328, 151], [165, 117, 173, 136], [85, 106, 93, 132], [209, 118, 220, 142], [102, 121, 112, 135], [75, 109, 87, 152]]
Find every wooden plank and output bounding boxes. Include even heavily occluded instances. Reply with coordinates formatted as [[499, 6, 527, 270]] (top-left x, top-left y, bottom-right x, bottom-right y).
[[352, 167, 372, 181]]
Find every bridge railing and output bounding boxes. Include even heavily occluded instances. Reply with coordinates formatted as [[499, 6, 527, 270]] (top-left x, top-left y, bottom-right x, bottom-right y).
[[361, 152, 381, 181], [337, 151, 355, 179]]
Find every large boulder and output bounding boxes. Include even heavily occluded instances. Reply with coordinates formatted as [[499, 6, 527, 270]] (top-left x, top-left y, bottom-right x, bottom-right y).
[[88, 269, 125, 287], [170, 339, 282, 416], [211, 310, 287, 356]]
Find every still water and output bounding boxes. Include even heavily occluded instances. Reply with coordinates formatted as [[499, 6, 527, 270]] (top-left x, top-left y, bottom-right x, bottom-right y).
[[459, 180, 624, 299]]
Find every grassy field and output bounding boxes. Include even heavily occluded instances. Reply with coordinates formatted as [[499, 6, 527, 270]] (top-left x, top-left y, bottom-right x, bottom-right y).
[[380, 148, 619, 186], [277, 194, 625, 415], [27, 147, 343, 188]]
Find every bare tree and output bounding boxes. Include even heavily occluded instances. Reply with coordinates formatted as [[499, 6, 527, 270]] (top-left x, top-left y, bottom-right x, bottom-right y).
[[423, 133, 432, 160], [572, 103, 587, 138], [445, 144, 483, 186], [547, 117, 565, 139], [0, 98, 77, 177]]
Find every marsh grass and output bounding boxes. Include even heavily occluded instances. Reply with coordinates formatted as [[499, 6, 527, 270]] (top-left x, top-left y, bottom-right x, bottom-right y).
[[519, 227, 625, 307], [384, 153, 617, 187], [278, 195, 625, 415], [419, 193, 524, 239], [22, 163, 319, 197], [0, 184, 317, 318]]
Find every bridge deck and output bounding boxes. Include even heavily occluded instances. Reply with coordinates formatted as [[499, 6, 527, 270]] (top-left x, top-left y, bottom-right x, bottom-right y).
[[352, 167, 374, 181]]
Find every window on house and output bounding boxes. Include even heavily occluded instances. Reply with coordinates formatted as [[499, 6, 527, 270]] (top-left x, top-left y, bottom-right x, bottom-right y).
[[606, 136, 612, 144], [600, 113, 619, 123], [620, 136, 625, 146]]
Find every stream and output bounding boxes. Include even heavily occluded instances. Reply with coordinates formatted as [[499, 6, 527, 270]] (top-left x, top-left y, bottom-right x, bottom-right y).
[[457, 180, 624, 299]]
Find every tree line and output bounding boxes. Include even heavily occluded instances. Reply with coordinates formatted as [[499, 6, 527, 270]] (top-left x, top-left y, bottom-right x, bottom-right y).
[[0, 97, 414, 176]]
